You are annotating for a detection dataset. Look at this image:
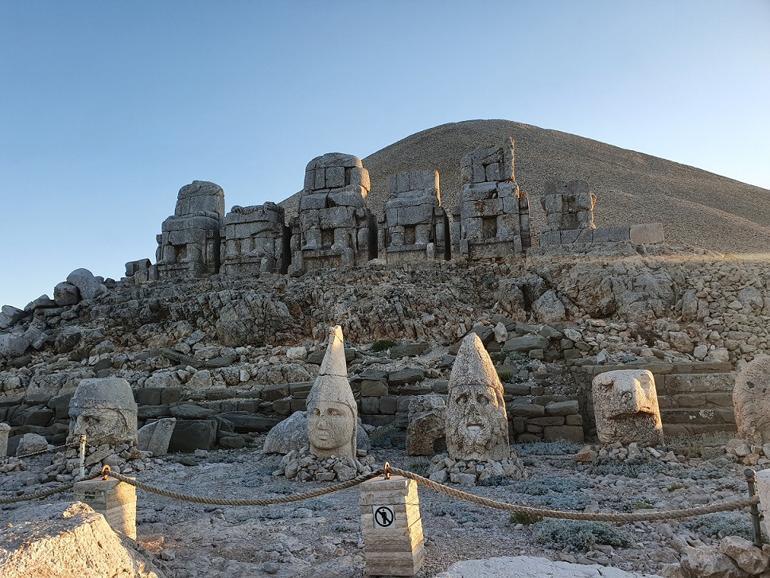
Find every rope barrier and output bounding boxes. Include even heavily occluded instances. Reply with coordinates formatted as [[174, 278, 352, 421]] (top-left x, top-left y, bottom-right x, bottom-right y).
[[387, 466, 759, 522], [0, 460, 759, 524], [104, 468, 385, 506]]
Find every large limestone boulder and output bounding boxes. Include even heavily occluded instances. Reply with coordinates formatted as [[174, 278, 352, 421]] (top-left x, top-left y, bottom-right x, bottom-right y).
[[53, 282, 80, 306], [436, 556, 659, 577], [406, 394, 446, 456], [592, 369, 663, 446], [0, 501, 163, 577], [734, 356, 770, 444], [263, 410, 370, 455], [15, 433, 49, 457], [66, 268, 107, 301]]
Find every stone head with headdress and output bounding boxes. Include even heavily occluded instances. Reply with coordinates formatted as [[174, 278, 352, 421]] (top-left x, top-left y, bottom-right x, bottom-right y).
[[306, 326, 357, 459]]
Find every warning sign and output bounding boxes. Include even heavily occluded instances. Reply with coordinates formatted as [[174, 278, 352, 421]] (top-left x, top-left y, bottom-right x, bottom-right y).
[[373, 505, 395, 528]]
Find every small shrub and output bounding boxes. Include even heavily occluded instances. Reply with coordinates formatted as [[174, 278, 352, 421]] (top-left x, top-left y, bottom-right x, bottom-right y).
[[685, 512, 753, 541], [631, 499, 654, 510], [496, 368, 513, 382], [589, 460, 668, 479], [370, 339, 396, 352], [510, 511, 542, 525], [514, 441, 584, 456], [534, 493, 589, 511], [516, 476, 590, 495], [533, 519, 632, 551]]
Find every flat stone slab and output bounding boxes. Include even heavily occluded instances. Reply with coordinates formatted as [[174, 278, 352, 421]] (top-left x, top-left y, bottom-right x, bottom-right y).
[[436, 556, 660, 577]]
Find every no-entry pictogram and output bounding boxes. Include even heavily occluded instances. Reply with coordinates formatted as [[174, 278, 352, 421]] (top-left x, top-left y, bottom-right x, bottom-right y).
[[373, 505, 395, 528]]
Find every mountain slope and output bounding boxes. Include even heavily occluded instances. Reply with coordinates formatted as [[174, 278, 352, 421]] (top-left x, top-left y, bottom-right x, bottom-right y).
[[282, 119, 770, 252]]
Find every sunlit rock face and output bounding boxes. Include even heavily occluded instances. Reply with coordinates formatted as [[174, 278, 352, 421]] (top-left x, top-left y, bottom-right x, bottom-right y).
[[592, 369, 663, 446], [67, 378, 138, 446], [306, 326, 357, 460], [446, 333, 509, 461]]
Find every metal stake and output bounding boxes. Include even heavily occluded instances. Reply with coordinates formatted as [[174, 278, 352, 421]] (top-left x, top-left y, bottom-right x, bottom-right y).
[[79, 434, 87, 480], [745, 468, 763, 547]]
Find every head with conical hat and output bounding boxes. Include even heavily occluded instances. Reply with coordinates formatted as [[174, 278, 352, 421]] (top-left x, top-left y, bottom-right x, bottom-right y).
[[306, 325, 357, 459], [446, 333, 509, 461]]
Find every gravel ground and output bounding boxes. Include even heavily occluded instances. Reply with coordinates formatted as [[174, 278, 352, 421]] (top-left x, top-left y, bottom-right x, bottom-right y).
[[1, 439, 755, 577]]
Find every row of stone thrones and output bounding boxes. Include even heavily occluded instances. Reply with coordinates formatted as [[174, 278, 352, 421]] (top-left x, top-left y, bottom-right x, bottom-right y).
[[124, 137, 665, 282]]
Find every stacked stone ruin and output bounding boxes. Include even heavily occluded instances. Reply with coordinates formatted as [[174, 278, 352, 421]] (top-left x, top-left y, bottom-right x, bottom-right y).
[[290, 153, 376, 273], [221, 202, 290, 276], [379, 169, 450, 263], [156, 180, 225, 278], [139, 139, 664, 281], [539, 179, 665, 248], [456, 137, 531, 259]]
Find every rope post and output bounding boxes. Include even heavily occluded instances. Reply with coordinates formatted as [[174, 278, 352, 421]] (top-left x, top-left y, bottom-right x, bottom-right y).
[[745, 469, 763, 546], [74, 472, 136, 540], [0, 422, 10, 459], [78, 434, 87, 479], [753, 468, 770, 546], [359, 474, 424, 576]]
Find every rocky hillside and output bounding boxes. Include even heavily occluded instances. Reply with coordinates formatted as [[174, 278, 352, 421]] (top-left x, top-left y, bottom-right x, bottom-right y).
[[282, 120, 770, 253]]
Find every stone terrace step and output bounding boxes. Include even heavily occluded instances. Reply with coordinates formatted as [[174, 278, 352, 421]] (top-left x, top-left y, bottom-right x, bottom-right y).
[[657, 371, 736, 437]]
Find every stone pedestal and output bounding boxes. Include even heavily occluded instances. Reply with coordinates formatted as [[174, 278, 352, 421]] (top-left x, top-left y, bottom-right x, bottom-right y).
[[74, 478, 137, 540], [359, 475, 424, 576], [756, 468, 770, 539], [0, 423, 9, 457]]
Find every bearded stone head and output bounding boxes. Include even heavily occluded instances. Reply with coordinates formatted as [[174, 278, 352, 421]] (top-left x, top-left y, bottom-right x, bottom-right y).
[[306, 326, 357, 460], [592, 369, 663, 446], [68, 378, 138, 446], [446, 333, 509, 461]]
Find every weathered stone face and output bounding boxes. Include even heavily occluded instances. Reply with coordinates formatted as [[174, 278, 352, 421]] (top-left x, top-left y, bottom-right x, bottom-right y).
[[68, 378, 137, 446], [592, 369, 663, 446], [734, 356, 770, 444], [306, 326, 357, 459], [446, 334, 509, 461]]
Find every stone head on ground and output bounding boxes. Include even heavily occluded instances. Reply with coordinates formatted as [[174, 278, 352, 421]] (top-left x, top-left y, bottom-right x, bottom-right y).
[[68, 378, 138, 446], [306, 326, 357, 460], [592, 369, 663, 446], [446, 333, 510, 461]]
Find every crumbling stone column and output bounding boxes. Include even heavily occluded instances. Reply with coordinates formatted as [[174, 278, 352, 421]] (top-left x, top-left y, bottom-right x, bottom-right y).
[[74, 477, 137, 540], [291, 153, 375, 273], [221, 202, 290, 276], [359, 475, 424, 576], [459, 138, 530, 259], [156, 180, 225, 279], [380, 169, 450, 264]]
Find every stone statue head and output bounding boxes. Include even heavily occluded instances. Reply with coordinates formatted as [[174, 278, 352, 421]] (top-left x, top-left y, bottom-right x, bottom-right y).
[[68, 378, 138, 446], [446, 333, 509, 461], [592, 369, 663, 446], [306, 326, 357, 459]]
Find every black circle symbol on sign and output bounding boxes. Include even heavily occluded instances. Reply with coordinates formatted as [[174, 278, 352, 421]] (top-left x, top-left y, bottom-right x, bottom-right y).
[[374, 506, 394, 527]]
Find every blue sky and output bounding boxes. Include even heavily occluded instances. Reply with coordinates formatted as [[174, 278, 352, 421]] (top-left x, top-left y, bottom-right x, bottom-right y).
[[1, 0, 769, 308]]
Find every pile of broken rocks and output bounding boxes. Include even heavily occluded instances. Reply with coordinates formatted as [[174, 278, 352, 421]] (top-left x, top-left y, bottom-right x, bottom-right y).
[[276, 446, 377, 482], [428, 452, 528, 486]]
